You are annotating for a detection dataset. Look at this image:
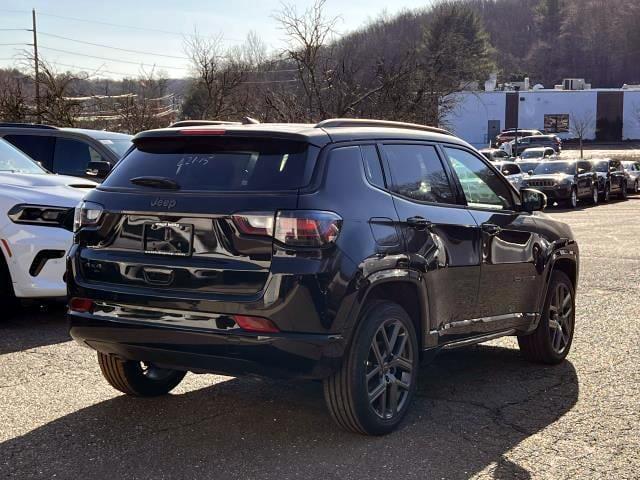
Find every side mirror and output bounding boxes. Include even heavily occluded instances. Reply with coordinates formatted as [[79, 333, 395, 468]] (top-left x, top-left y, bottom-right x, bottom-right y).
[[578, 168, 585, 174], [609, 166, 617, 173], [520, 188, 547, 213], [528, 170, 534, 176], [86, 160, 112, 179]]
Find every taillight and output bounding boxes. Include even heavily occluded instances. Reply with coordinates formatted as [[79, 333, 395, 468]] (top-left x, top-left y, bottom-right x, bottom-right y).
[[274, 210, 342, 247], [179, 129, 226, 135], [232, 213, 275, 236], [73, 201, 103, 232], [69, 297, 94, 313], [232, 210, 342, 247], [233, 315, 279, 333]]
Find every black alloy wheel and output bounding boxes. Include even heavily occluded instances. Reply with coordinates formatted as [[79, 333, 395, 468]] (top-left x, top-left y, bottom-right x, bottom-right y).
[[324, 301, 418, 435], [518, 271, 575, 364]]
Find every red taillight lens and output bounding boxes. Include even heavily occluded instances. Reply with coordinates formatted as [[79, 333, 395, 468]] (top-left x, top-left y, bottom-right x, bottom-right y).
[[179, 129, 226, 135], [69, 297, 94, 313], [232, 213, 275, 236], [274, 210, 342, 247], [233, 315, 279, 333]]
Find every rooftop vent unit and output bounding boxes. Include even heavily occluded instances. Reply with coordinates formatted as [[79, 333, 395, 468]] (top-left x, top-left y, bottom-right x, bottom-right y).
[[562, 78, 590, 90]]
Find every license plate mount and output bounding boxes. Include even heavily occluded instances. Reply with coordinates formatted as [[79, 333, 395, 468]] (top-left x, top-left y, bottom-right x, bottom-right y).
[[143, 222, 193, 257]]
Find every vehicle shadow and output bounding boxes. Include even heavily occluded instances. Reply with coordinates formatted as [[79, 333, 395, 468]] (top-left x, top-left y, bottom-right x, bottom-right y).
[[1, 344, 578, 479], [0, 303, 70, 355]]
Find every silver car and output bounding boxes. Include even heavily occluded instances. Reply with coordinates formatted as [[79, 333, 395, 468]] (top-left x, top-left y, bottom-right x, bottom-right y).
[[622, 161, 640, 193], [494, 161, 525, 190]]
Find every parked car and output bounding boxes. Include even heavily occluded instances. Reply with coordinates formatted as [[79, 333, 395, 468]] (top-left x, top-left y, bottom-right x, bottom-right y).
[[521, 160, 598, 208], [517, 160, 543, 175], [520, 147, 557, 161], [479, 148, 510, 162], [589, 158, 628, 202], [507, 135, 562, 156], [495, 128, 542, 146], [68, 118, 579, 435], [0, 139, 96, 313], [0, 123, 132, 181], [494, 161, 525, 189], [622, 161, 640, 194]]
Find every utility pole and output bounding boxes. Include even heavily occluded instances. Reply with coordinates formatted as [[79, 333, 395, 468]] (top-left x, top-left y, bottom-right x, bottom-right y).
[[32, 8, 41, 123]]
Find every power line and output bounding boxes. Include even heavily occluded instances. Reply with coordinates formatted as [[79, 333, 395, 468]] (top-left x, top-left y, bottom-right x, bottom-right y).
[[38, 45, 190, 71], [0, 43, 30, 47], [38, 31, 190, 60]]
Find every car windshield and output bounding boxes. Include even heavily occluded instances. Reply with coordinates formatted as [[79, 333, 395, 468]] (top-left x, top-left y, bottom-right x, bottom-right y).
[[0, 139, 47, 174], [99, 138, 133, 157], [521, 150, 543, 159], [518, 162, 539, 173], [593, 161, 609, 173], [533, 162, 575, 175]]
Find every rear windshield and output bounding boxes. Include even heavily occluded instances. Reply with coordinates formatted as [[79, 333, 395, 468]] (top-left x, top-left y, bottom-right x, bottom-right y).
[[103, 137, 315, 191]]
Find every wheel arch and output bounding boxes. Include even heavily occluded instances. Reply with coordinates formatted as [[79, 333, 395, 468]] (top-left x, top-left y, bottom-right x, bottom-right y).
[[348, 271, 428, 352]]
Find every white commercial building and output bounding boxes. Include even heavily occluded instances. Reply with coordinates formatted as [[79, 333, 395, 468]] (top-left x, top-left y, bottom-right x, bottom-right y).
[[442, 87, 640, 148]]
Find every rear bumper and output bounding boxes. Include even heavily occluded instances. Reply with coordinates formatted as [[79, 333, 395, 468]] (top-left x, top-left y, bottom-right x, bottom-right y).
[[68, 311, 345, 380]]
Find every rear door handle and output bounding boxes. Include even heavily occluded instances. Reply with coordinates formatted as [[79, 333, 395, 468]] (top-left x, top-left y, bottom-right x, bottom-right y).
[[481, 223, 502, 236], [406, 216, 433, 231]]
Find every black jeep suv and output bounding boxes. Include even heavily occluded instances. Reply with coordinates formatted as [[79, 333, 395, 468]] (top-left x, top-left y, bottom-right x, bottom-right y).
[[521, 160, 598, 208], [67, 119, 579, 435]]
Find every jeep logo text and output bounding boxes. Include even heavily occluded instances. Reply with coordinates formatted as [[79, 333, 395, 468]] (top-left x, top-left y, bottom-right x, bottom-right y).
[[150, 198, 176, 209]]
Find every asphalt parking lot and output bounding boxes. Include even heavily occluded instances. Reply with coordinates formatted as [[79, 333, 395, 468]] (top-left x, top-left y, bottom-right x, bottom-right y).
[[1, 198, 639, 480]]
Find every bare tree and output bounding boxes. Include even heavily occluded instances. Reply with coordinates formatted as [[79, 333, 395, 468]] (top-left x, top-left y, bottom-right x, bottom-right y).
[[0, 71, 30, 122], [570, 111, 595, 158], [274, 0, 339, 121], [183, 32, 247, 120]]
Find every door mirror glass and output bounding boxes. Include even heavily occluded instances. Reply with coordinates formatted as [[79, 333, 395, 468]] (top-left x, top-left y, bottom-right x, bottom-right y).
[[520, 188, 547, 212], [86, 160, 112, 178]]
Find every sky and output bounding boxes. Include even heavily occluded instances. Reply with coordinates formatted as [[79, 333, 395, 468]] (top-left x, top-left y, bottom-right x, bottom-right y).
[[0, 0, 431, 79]]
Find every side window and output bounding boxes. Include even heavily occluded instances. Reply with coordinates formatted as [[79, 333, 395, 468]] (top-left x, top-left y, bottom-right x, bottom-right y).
[[53, 138, 103, 176], [502, 163, 521, 175], [578, 161, 591, 172], [444, 147, 514, 211], [3, 134, 55, 168], [383, 144, 455, 204], [360, 145, 385, 189]]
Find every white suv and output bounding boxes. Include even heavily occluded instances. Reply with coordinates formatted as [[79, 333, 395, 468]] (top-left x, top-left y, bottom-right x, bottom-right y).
[[0, 139, 95, 312]]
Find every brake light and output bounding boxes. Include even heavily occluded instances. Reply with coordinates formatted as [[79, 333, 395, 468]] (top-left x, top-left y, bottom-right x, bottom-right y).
[[233, 315, 279, 333], [179, 129, 226, 135], [274, 210, 342, 247], [69, 297, 94, 313]]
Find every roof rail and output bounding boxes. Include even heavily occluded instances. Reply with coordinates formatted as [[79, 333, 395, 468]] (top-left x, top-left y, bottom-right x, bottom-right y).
[[0, 122, 58, 130], [314, 118, 452, 136], [169, 120, 241, 128]]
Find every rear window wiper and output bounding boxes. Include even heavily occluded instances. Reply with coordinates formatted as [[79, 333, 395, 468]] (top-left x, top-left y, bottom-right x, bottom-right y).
[[130, 176, 180, 190]]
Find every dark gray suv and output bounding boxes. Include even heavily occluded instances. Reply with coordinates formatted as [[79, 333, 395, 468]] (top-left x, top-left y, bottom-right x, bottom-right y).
[[0, 123, 132, 181]]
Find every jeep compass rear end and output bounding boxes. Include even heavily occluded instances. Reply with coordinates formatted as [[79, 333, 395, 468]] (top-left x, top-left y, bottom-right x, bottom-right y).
[[68, 119, 579, 435]]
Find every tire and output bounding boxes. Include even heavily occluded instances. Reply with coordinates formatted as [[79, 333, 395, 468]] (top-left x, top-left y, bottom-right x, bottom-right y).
[[0, 251, 19, 320], [634, 180, 639, 194], [619, 182, 628, 200], [600, 183, 611, 202], [97, 352, 186, 396], [324, 301, 419, 435], [589, 185, 599, 205], [517, 271, 575, 364], [566, 187, 578, 209]]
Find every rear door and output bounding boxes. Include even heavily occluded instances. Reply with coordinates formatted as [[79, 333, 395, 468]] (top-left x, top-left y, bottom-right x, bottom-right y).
[[78, 135, 316, 297], [442, 146, 544, 320], [577, 161, 594, 196], [380, 143, 481, 331]]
